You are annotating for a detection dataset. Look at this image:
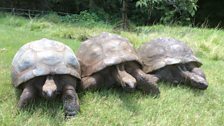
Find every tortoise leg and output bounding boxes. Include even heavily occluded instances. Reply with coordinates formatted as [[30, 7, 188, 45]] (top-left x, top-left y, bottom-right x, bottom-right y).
[[63, 85, 80, 118], [125, 62, 160, 95], [111, 63, 137, 92], [81, 73, 104, 90], [18, 83, 36, 109], [178, 66, 208, 90], [60, 75, 80, 118]]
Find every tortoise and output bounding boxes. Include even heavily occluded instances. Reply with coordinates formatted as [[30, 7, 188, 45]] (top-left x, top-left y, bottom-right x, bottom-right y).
[[77, 32, 160, 95], [11, 38, 81, 117], [138, 37, 208, 90]]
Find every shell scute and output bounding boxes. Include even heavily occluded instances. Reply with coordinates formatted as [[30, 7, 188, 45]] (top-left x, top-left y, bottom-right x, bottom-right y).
[[11, 38, 81, 87]]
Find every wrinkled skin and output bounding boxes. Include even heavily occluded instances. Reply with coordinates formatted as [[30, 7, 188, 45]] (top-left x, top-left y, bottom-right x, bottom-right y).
[[81, 62, 160, 95], [151, 63, 208, 90], [18, 75, 80, 118]]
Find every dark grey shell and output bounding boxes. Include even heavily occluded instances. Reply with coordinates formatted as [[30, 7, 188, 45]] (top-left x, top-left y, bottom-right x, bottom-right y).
[[138, 38, 202, 73], [77, 32, 141, 77], [11, 38, 81, 87]]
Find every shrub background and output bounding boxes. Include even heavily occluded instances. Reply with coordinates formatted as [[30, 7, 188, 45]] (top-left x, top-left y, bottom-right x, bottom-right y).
[[0, 0, 223, 27]]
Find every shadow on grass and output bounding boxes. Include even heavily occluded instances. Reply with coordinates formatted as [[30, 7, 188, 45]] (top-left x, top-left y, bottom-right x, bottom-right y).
[[158, 81, 206, 96], [78, 85, 158, 114], [13, 81, 206, 120], [14, 87, 142, 120]]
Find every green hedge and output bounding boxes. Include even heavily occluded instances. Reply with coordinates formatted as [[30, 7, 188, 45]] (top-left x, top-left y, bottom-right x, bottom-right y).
[[0, 0, 222, 27]]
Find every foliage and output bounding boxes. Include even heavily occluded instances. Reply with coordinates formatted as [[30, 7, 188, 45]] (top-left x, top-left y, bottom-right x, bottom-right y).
[[61, 10, 101, 25], [135, 0, 198, 25], [1, 0, 223, 27], [0, 0, 198, 26]]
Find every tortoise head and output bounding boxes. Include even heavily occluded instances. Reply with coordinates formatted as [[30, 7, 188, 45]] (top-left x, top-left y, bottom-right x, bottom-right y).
[[42, 76, 57, 99], [178, 63, 208, 90]]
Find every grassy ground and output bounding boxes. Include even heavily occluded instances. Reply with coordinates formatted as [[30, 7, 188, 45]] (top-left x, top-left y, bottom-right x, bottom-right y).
[[0, 13, 224, 126]]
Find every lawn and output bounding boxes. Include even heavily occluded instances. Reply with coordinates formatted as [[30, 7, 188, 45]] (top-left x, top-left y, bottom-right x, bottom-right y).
[[0, 13, 224, 126]]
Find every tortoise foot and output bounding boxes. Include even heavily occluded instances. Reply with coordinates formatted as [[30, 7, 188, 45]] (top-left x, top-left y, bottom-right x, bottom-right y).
[[137, 74, 160, 96], [63, 86, 80, 118], [18, 85, 35, 109]]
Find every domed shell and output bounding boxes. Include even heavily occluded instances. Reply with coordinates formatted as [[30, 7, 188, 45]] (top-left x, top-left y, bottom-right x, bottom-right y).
[[138, 38, 202, 73], [77, 32, 141, 77], [11, 38, 81, 87]]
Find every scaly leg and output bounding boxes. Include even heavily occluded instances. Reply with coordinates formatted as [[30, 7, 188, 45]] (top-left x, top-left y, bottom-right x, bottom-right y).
[[112, 63, 137, 92], [81, 73, 104, 90], [18, 83, 36, 109], [63, 84, 80, 118], [57, 75, 80, 118], [125, 62, 160, 95]]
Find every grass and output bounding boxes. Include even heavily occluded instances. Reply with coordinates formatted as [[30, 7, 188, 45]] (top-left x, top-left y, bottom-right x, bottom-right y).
[[0, 13, 224, 126]]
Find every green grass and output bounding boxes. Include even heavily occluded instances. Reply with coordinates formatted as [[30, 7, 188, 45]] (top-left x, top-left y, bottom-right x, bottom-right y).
[[0, 13, 224, 126]]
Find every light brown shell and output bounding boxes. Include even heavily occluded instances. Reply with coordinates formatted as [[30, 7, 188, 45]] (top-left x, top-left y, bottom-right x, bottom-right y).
[[77, 32, 141, 77], [138, 38, 202, 73], [11, 38, 81, 87]]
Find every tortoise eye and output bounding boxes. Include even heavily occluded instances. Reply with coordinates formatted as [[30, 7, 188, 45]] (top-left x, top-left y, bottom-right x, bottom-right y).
[[185, 63, 195, 71]]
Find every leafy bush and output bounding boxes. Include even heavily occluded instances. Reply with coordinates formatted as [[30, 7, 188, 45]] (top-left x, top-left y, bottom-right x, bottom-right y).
[[135, 0, 198, 25], [61, 10, 102, 26]]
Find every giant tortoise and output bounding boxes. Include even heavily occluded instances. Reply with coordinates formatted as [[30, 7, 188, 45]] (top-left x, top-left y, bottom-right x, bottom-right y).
[[138, 38, 208, 90], [11, 38, 81, 117], [77, 32, 160, 95]]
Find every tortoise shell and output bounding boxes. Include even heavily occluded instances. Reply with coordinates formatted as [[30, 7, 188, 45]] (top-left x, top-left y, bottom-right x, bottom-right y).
[[138, 38, 202, 73], [77, 32, 141, 77], [11, 38, 81, 87]]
